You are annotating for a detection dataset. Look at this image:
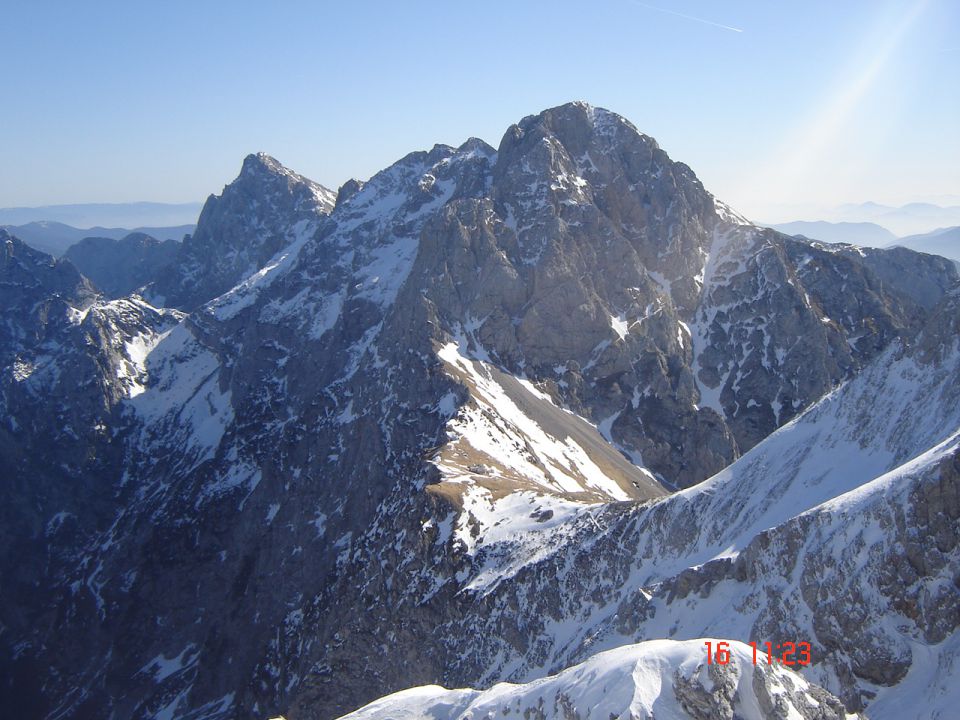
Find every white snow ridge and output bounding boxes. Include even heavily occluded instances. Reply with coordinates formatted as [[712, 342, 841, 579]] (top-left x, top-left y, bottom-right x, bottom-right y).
[[338, 639, 861, 720]]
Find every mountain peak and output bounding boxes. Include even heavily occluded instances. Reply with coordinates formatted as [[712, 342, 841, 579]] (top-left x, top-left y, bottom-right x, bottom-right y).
[[233, 152, 336, 210], [241, 151, 284, 176], [146, 153, 336, 310], [513, 101, 653, 145], [456, 136, 496, 155], [495, 102, 661, 180]]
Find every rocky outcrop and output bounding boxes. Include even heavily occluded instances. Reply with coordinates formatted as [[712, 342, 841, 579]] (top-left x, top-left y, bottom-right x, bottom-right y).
[[65, 232, 179, 297]]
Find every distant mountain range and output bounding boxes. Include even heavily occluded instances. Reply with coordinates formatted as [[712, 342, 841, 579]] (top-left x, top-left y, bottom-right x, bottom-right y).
[[760, 202, 960, 242], [767, 219, 960, 264], [768, 220, 897, 247], [0, 201, 201, 257], [0, 220, 195, 257], [832, 201, 960, 236], [894, 226, 960, 264]]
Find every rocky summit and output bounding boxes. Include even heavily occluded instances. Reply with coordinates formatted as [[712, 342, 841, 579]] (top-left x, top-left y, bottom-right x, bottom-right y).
[[1, 103, 958, 720]]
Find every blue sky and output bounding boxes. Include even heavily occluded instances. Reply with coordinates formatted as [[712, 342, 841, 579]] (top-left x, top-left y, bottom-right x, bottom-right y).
[[1, 0, 957, 220]]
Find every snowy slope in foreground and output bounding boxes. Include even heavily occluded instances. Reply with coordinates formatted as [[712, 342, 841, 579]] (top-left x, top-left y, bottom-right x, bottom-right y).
[[336, 639, 861, 720]]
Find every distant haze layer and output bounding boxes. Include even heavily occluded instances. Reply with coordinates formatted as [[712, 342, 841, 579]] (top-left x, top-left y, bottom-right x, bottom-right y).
[[0, 202, 202, 229]]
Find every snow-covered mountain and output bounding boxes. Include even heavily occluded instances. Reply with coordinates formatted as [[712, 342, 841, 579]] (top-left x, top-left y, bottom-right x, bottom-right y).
[[1, 103, 957, 720]]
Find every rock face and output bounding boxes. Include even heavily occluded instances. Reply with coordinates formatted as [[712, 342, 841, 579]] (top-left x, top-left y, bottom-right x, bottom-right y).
[[1, 103, 958, 720], [147, 152, 336, 311], [65, 232, 180, 297], [0, 231, 182, 717], [296, 284, 960, 720]]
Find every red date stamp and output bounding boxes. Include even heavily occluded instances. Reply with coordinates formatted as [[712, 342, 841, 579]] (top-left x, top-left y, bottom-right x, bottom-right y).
[[703, 640, 812, 666]]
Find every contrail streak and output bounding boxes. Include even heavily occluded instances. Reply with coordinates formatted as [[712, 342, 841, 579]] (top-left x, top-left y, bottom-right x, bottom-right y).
[[631, 1, 743, 33]]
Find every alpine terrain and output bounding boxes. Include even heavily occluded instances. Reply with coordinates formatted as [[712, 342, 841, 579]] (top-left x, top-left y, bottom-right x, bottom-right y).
[[1, 102, 957, 720]]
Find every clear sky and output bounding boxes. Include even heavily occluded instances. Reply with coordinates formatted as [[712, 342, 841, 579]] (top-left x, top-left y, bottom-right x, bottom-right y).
[[2, 0, 957, 221]]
